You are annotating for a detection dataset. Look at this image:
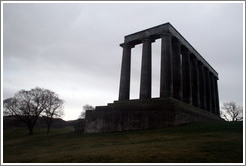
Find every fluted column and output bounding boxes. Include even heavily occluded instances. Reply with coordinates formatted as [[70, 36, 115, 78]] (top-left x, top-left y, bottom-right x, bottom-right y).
[[119, 43, 134, 101], [210, 73, 216, 114], [160, 33, 173, 98], [182, 48, 192, 104], [214, 76, 220, 115], [140, 38, 153, 99], [198, 62, 206, 110], [172, 38, 183, 100], [204, 68, 212, 112], [190, 56, 200, 107]]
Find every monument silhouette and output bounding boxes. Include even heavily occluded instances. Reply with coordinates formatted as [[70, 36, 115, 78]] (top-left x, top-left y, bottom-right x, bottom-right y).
[[84, 22, 221, 133]]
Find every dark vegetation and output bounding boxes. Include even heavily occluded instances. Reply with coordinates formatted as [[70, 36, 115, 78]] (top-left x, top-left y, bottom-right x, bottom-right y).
[[3, 87, 64, 135], [3, 116, 78, 130], [3, 121, 243, 163]]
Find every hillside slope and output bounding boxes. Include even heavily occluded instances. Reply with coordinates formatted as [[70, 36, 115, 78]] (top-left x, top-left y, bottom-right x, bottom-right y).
[[3, 121, 243, 163], [3, 116, 79, 129]]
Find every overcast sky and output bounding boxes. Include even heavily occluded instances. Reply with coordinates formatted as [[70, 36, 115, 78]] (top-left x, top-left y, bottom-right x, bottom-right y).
[[2, 2, 244, 120]]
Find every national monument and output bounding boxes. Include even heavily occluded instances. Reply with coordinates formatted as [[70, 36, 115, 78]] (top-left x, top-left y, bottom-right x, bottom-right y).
[[84, 22, 221, 133]]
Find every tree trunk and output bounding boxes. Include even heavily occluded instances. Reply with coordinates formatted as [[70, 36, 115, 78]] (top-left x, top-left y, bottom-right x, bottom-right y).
[[46, 117, 53, 134], [47, 124, 51, 134], [28, 127, 33, 135]]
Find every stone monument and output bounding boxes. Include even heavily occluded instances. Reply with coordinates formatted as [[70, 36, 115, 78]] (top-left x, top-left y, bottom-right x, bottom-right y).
[[84, 22, 221, 133]]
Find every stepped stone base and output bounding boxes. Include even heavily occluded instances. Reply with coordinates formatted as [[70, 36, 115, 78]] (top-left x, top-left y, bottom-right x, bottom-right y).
[[84, 98, 222, 133]]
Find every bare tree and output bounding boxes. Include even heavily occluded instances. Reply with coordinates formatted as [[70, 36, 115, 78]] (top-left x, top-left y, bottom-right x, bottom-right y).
[[79, 104, 95, 119], [3, 88, 49, 135], [3, 87, 64, 135], [75, 104, 94, 133], [220, 101, 243, 121], [83, 104, 95, 111], [79, 111, 86, 119], [41, 89, 64, 134]]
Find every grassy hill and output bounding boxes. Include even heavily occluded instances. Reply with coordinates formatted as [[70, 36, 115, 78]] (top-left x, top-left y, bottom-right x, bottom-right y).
[[3, 121, 243, 163], [3, 116, 79, 129]]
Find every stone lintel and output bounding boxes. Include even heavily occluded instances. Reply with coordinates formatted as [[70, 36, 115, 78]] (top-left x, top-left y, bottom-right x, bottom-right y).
[[124, 23, 170, 45], [123, 22, 218, 78]]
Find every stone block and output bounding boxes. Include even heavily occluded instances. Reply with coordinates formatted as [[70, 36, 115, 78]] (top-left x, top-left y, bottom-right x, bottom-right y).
[[84, 98, 222, 133]]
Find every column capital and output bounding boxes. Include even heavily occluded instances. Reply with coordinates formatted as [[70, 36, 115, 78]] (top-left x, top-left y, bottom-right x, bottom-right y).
[[209, 71, 214, 76], [190, 54, 197, 61], [213, 74, 219, 80], [197, 61, 204, 67], [210, 72, 219, 81], [204, 66, 209, 72], [181, 48, 190, 56], [120, 43, 135, 49]]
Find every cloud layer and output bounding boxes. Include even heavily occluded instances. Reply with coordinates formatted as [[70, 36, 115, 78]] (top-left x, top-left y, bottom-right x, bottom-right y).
[[3, 3, 244, 120]]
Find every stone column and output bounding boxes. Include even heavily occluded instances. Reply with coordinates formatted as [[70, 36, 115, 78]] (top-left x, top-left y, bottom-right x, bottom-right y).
[[204, 68, 212, 112], [198, 62, 206, 110], [214, 76, 220, 115], [182, 48, 192, 104], [160, 33, 173, 98], [210, 73, 216, 114], [190, 56, 200, 107], [172, 38, 183, 100], [140, 38, 153, 99], [118, 43, 134, 101]]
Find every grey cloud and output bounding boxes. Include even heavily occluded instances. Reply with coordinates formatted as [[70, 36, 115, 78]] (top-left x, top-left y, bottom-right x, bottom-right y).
[[3, 3, 243, 120]]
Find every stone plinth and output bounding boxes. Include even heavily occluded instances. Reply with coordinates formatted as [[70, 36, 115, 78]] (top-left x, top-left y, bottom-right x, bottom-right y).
[[84, 98, 222, 133]]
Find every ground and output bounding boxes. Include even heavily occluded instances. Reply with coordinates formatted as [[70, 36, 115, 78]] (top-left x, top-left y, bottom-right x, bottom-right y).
[[3, 121, 243, 163]]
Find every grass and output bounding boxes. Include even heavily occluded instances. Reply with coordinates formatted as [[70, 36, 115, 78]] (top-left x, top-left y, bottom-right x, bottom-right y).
[[3, 121, 244, 163]]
